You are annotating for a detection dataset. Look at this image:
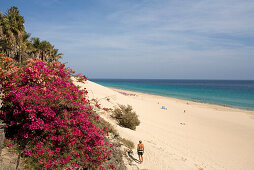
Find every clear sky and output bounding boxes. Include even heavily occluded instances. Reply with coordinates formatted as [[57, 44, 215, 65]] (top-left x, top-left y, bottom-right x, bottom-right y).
[[1, 0, 254, 79]]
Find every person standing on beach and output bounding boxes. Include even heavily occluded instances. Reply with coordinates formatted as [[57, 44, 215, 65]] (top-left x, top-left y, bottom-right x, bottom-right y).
[[137, 140, 144, 163]]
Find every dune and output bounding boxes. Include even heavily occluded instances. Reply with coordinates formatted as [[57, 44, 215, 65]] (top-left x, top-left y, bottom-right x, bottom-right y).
[[73, 79, 254, 170]]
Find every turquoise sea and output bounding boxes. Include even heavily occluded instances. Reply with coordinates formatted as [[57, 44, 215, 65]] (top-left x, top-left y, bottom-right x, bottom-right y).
[[90, 79, 254, 111]]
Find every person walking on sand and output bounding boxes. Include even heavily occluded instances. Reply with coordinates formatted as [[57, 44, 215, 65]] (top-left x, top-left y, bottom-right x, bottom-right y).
[[137, 140, 144, 163]]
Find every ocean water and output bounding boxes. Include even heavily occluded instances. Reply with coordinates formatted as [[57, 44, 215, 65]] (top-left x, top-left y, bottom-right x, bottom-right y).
[[90, 79, 254, 111]]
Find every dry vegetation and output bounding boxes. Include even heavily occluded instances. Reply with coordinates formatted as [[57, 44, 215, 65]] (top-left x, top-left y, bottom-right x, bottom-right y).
[[112, 104, 140, 130], [120, 138, 135, 150]]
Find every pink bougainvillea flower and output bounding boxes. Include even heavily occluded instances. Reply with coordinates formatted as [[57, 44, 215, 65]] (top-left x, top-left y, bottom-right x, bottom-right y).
[[0, 58, 111, 169]]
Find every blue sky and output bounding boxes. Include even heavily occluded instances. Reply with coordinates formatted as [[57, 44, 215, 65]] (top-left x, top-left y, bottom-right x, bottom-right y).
[[1, 0, 254, 79]]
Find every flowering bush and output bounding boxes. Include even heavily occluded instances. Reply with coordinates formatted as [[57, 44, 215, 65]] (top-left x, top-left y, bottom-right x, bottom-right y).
[[76, 73, 87, 82], [0, 56, 112, 169], [0, 53, 19, 87]]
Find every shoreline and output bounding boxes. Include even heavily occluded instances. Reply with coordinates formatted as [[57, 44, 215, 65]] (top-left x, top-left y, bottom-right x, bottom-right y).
[[109, 87, 254, 114], [76, 80, 254, 170]]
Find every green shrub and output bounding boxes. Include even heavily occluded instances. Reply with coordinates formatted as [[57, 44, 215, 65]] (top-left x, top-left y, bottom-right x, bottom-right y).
[[112, 105, 140, 130]]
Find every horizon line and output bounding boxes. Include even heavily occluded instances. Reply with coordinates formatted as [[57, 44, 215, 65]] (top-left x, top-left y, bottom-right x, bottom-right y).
[[88, 78, 254, 81]]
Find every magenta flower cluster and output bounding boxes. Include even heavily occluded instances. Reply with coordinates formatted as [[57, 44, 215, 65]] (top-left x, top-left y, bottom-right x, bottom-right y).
[[0, 57, 112, 169]]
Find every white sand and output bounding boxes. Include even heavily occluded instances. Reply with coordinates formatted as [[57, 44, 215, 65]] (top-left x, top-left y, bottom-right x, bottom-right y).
[[73, 79, 254, 170]]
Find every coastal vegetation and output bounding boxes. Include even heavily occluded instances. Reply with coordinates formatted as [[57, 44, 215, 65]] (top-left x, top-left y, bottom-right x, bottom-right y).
[[0, 6, 121, 169], [0, 6, 139, 169], [0, 55, 113, 169], [119, 138, 135, 150], [0, 6, 63, 64], [99, 117, 119, 136], [112, 104, 140, 130]]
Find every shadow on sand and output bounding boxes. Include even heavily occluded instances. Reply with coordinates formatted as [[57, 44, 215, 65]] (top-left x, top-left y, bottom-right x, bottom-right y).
[[128, 151, 140, 164]]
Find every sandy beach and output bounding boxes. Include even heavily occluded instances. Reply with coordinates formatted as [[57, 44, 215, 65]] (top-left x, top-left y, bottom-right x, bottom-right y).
[[74, 79, 254, 170]]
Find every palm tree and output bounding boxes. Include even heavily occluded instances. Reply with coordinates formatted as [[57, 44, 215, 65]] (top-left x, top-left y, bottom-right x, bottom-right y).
[[1, 12, 15, 56], [7, 7, 25, 63], [31, 37, 41, 59], [31, 38, 54, 62], [0, 6, 25, 63], [0, 11, 3, 41], [0, 12, 6, 51], [20, 32, 32, 61], [49, 48, 63, 62], [39, 40, 52, 62], [1, 7, 63, 63]]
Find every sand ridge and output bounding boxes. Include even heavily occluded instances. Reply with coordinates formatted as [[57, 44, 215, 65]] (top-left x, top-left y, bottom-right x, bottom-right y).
[[73, 79, 254, 170]]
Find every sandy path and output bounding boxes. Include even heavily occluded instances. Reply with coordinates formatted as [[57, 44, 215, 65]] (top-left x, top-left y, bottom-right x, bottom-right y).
[[73, 79, 254, 170]]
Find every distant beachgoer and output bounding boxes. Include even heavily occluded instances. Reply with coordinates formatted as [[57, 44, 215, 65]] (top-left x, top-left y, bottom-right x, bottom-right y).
[[184, 110, 186, 113], [137, 140, 144, 163]]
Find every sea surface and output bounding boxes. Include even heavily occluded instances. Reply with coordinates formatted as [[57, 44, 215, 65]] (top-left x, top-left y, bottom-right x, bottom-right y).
[[90, 79, 254, 111]]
